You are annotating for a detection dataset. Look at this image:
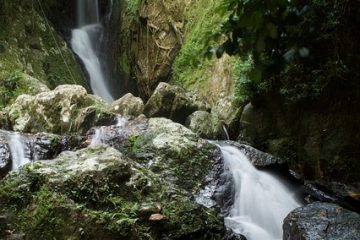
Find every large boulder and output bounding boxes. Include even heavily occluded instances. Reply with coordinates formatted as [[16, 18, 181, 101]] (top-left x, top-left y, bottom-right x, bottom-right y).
[[111, 93, 144, 117], [144, 82, 207, 124], [283, 202, 360, 240], [87, 117, 220, 193], [0, 144, 225, 239], [185, 111, 223, 140], [4, 85, 117, 134], [238, 103, 274, 147]]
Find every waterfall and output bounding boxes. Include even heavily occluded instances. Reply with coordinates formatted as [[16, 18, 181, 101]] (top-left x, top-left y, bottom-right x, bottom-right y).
[[222, 124, 230, 140], [71, 0, 114, 103], [7, 133, 30, 170], [218, 144, 300, 240]]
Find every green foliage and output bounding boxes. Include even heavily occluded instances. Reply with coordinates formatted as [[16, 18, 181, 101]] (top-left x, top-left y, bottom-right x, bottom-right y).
[[213, 0, 360, 104], [125, 0, 142, 20], [172, 0, 228, 86]]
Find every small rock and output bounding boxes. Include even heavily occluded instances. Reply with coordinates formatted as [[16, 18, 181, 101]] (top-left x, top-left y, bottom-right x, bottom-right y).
[[148, 213, 166, 222]]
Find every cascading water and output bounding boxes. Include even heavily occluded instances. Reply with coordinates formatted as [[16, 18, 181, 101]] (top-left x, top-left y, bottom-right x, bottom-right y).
[[219, 144, 301, 240], [71, 0, 114, 103], [7, 133, 30, 170]]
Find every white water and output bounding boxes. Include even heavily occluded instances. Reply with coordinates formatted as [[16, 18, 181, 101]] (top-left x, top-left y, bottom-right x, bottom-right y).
[[219, 145, 300, 240], [90, 117, 128, 146], [7, 133, 30, 170], [71, 0, 114, 103]]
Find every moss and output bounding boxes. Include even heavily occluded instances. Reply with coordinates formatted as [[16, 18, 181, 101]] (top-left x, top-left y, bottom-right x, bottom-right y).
[[0, 0, 86, 108]]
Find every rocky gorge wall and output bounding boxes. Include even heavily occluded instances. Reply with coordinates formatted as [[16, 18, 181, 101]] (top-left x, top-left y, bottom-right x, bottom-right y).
[[0, 0, 87, 108], [116, 0, 360, 186]]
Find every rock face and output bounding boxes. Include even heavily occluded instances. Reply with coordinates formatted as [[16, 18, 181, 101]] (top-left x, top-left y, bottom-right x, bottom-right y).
[[111, 93, 144, 117], [0, 142, 225, 239], [0, 0, 86, 108], [0, 140, 11, 179], [144, 82, 207, 124], [116, 0, 189, 99], [3, 85, 117, 134], [283, 202, 360, 240], [238, 100, 360, 184]]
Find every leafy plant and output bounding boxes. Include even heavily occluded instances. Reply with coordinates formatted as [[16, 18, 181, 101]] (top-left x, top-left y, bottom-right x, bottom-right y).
[[211, 0, 359, 103]]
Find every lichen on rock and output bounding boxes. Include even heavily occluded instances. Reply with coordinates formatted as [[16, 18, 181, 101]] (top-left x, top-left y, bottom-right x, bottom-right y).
[[0, 143, 225, 239]]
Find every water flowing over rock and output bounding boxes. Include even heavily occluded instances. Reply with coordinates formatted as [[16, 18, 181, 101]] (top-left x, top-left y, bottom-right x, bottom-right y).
[[0, 129, 86, 179], [283, 202, 360, 240], [71, 0, 114, 103], [217, 144, 300, 240]]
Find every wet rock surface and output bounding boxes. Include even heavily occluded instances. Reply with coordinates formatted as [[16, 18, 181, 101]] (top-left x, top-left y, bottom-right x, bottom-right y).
[[0, 130, 86, 180], [224, 141, 286, 168], [0, 143, 225, 239], [303, 181, 360, 214], [0, 140, 11, 179], [283, 202, 360, 240]]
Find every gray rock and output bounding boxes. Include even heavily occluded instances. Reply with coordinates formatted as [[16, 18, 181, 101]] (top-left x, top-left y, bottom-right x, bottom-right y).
[[0, 144, 225, 239], [0, 140, 11, 179], [111, 93, 144, 117], [5, 85, 117, 134], [144, 82, 207, 124], [238, 103, 274, 147], [185, 110, 223, 139], [283, 202, 360, 240], [212, 97, 243, 139]]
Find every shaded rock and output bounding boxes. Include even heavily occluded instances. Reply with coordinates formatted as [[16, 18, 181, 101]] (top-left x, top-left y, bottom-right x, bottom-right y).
[[226, 141, 285, 168], [211, 97, 243, 139], [224, 228, 247, 240], [0, 145, 226, 239], [237, 103, 274, 147], [185, 111, 223, 139], [0, 129, 86, 179], [283, 202, 360, 240], [116, 1, 189, 99], [5, 85, 117, 134], [111, 93, 144, 117], [0, 140, 11, 179], [303, 181, 360, 214], [144, 82, 207, 124]]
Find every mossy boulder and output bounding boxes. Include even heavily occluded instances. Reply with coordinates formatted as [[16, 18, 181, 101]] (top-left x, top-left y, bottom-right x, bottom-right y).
[[111, 93, 144, 117], [0, 145, 225, 239], [88, 117, 221, 193], [144, 82, 208, 124], [4, 85, 117, 134], [185, 111, 223, 140]]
